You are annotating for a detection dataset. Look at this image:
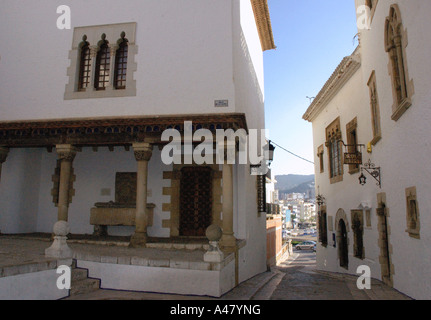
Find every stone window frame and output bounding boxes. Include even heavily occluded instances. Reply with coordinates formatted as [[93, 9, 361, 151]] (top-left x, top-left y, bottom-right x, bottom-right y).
[[318, 206, 328, 247], [376, 192, 394, 287], [365, 209, 372, 229], [367, 71, 382, 145], [65, 22, 138, 100], [405, 186, 420, 239], [78, 39, 92, 91], [365, 0, 379, 25], [325, 117, 343, 184], [384, 4, 414, 121], [317, 145, 324, 173], [346, 117, 360, 174], [114, 35, 129, 90]]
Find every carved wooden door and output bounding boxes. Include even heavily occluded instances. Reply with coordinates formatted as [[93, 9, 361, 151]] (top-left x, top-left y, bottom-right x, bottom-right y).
[[179, 167, 213, 237]]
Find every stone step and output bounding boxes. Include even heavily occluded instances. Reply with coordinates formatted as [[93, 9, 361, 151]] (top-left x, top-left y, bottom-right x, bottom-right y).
[[70, 277, 101, 296], [69, 261, 101, 297], [72, 268, 88, 282]]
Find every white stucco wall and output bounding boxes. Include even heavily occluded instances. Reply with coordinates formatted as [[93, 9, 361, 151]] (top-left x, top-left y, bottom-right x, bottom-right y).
[[0, 269, 69, 300], [0, 0, 266, 125], [77, 259, 236, 297], [0, 148, 42, 234], [233, 0, 266, 132], [0, 0, 237, 121]]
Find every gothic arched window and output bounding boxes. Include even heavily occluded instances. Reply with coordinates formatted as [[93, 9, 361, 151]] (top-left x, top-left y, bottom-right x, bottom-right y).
[[385, 5, 413, 121], [95, 36, 111, 91], [78, 37, 91, 91], [114, 34, 129, 90]]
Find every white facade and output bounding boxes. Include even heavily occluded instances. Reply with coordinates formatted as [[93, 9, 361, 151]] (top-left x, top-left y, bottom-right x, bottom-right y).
[[0, 0, 275, 297], [304, 0, 431, 299]]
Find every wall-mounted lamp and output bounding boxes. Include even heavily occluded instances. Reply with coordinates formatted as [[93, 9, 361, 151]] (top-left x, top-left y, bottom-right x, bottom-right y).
[[266, 140, 275, 166], [359, 159, 381, 188], [250, 141, 275, 175]]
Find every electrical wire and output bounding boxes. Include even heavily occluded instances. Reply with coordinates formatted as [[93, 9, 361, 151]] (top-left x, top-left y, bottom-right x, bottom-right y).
[[270, 141, 315, 165]]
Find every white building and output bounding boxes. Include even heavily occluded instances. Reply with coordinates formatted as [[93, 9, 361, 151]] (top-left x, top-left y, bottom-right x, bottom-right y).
[[303, 0, 431, 299], [0, 0, 275, 298]]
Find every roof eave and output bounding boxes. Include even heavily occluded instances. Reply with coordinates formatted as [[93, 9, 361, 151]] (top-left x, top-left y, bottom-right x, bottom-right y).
[[303, 53, 361, 122], [251, 0, 276, 51]]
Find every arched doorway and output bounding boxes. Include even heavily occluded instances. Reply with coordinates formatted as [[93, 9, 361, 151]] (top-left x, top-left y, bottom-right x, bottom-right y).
[[338, 219, 349, 269], [335, 209, 349, 270]]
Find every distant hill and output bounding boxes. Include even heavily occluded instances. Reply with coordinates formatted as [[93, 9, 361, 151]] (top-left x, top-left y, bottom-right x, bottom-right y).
[[283, 180, 315, 194], [275, 174, 315, 192]]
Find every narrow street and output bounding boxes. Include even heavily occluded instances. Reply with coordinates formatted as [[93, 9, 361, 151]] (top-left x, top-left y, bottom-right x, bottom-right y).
[[246, 250, 411, 300]]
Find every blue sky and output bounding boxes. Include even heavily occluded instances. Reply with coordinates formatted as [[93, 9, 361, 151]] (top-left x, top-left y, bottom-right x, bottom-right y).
[[264, 0, 359, 176]]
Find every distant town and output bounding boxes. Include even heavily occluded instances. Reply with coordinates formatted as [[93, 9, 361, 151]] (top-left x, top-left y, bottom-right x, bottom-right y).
[[266, 174, 316, 245]]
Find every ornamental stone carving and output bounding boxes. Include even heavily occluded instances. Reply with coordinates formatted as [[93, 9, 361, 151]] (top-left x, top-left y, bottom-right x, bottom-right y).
[[132, 143, 152, 162], [56, 145, 77, 162]]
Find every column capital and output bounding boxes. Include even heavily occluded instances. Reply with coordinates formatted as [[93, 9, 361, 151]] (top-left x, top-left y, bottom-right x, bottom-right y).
[[0, 147, 10, 164], [133, 143, 152, 162], [56, 144, 77, 162]]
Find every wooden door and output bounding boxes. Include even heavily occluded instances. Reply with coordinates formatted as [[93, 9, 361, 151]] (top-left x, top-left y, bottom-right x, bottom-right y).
[[179, 167, 213, 237]]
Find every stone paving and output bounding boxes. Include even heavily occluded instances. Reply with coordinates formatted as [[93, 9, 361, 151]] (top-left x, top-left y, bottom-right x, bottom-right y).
[[256, 251, 412, 300]]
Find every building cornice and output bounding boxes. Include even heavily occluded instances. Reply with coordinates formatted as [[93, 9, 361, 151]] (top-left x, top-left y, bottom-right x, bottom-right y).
[[0, 113, 248, 148], [251, 0, 276, 51], [303, 48, 362, 122]]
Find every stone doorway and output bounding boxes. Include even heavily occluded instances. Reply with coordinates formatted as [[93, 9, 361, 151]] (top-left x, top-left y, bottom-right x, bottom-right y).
[[179, 166, 213, 237], [338, 219, 349, 269], [377, 195, 393, 287]]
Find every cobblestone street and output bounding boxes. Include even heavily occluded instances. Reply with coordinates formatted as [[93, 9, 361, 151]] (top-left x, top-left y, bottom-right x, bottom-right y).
[[223, 251, 412, 301]]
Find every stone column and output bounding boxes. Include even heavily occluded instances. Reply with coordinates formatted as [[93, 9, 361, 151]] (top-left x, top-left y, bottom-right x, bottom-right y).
[[46, 145, 76, 259], [89, 46, 98, 92], [219, 139, 237, 250], [0, 147, 9, 183], [220, 163, 236, 249], [56, 144, 77, 222], [130, 142, 153, 247], [109, 45, 118, 89]]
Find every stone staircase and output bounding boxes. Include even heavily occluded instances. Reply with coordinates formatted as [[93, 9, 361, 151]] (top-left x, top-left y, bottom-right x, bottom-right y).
[[68, 260, 101, 298]]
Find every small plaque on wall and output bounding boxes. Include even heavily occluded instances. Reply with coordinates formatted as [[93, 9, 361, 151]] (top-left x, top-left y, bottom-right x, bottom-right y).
[[215, 100, 229, 108]]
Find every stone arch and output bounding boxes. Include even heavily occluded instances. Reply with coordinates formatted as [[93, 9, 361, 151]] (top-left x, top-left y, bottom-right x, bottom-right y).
[[335, 208, 349, 269], [335, 208, 349, 231]]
